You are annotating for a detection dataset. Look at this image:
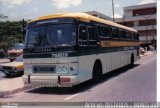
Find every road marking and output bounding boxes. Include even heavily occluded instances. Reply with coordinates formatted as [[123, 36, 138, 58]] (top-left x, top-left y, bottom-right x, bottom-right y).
[[64, 93, 80, 101]]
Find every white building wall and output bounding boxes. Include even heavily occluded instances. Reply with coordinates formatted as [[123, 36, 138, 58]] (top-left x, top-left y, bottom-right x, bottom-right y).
[[115, 3, 157, 42]]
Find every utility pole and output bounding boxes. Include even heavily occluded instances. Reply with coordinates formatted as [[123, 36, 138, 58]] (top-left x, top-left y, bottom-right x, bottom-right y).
[[112, 0, 115, 22], [22, 19, 25, 43]]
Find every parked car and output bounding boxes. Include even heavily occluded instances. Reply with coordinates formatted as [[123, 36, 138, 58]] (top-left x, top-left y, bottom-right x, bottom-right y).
[[0, 55, 24, 77], [8, 43, 24, 61]]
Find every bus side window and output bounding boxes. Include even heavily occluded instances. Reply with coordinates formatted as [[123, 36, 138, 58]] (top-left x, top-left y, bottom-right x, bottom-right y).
[[131, 32, 134, 40], [126, 32, 129, 40], [134, 32, 139, 41], [109, 27, 113, 38], [88, 27, 97, 46], [101, 26, 106, 37], [122, 30, 126, 39], [126, 32, 131, 40], [119, 30, 123, 39], [105, 26, 110, 38], [79, 25, 88, 46], [133, 33, 136, 41], [112, 28, 119, 39], [136, 33, 139, 41], [97, 25, 102, 37]]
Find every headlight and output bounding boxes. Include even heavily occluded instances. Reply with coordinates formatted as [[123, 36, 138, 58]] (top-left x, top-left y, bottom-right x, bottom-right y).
[[56, 65, 68, 74], [24, 67, 33, 74]]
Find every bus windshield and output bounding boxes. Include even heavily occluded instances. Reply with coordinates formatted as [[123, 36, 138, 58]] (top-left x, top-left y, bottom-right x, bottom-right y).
[[25, 24, 76, 48]]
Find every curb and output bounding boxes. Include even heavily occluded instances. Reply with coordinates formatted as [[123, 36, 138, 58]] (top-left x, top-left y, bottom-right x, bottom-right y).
[[140, 52, 155, 58]]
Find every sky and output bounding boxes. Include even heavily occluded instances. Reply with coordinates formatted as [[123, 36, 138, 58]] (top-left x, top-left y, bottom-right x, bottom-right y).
[[0, 0, 157, 21]]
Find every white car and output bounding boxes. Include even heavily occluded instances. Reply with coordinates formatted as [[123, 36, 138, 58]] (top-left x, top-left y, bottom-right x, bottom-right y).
[[0, 55, 24, 77]]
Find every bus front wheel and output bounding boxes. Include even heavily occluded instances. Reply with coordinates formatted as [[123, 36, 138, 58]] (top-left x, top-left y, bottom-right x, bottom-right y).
[[92, 60, 102, 83]]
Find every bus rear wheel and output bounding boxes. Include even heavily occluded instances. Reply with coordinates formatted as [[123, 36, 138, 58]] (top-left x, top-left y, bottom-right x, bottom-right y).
[[130, 54, 134, 66], [92, 60, 102, 83]]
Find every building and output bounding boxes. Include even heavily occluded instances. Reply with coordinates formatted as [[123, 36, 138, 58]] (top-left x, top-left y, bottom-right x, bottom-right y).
[[85, 11, 113, 21], [116, 3, 157, 48]]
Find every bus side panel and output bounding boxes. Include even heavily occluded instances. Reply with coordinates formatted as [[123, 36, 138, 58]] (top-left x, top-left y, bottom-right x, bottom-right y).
[[106, 53, 112, 74], [121, 50, 130, 66], [121, 51, 127, 67], [97, 53, 107, 75], [77, 54, 97, 82], [111, 52, 121, 70]]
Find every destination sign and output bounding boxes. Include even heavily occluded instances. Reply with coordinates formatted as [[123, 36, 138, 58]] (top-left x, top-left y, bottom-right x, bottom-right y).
[[37, 19, 59, 25]]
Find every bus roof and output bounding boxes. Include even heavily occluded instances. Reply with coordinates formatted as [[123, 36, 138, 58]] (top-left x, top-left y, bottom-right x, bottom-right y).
[[30, 13, 137, 32]]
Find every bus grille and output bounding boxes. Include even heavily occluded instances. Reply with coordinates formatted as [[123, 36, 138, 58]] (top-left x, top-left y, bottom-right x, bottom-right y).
[[2, 66, 12, 70]]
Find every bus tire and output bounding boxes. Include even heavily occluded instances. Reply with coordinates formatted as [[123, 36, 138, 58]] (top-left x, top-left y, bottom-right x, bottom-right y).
[[92, 60, 102, 83], [130, 54, 134, 66]]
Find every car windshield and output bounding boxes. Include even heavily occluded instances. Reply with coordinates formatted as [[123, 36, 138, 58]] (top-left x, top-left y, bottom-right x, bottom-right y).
[[25, 24, 76, 48], [14, 55, 23, 62], [15, 43, 24, 50]]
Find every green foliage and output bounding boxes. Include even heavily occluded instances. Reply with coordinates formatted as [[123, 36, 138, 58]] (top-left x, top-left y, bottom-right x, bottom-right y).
[[0, 20, 27, 50]]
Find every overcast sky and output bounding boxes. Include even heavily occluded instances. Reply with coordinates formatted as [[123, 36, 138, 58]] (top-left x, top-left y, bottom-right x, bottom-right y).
[[0, 0, 157, 21]]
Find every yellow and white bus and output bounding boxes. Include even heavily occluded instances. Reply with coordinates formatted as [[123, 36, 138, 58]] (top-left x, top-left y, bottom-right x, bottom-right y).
[[23, 13, 140, 87]]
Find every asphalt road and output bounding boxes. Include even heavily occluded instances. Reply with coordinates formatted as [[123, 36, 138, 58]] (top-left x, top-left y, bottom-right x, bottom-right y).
[[1, 54, 157, 105]]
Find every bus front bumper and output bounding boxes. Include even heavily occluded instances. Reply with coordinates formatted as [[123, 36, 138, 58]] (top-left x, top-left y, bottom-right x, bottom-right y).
[[23, 75, 80, 87]]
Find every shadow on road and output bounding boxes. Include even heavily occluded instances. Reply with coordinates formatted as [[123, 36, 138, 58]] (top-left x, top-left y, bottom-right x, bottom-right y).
[[0, 75, 22, 79], [27, 64, 140, 95]]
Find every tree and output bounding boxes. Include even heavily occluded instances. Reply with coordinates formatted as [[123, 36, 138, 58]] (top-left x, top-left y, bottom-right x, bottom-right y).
[[0, 14, 8, 21], [0, 19, 27, 50]]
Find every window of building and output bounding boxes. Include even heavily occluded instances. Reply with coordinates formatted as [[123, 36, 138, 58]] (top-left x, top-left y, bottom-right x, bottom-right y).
[[125, 21, 134, 27], [139, 19, 156, 26], [139, 30, 156, 36], [133, 8, 156, 16]]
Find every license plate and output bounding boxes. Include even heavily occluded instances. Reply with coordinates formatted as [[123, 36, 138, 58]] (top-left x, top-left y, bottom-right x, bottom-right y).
[[33, 66, 55, 73]]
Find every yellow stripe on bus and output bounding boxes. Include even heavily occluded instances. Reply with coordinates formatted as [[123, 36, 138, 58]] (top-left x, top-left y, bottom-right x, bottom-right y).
[[100, 41, 140, 47]]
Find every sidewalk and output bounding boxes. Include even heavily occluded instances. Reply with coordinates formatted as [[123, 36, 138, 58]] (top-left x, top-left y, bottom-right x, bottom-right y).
[[140, 51, 156, 58], [0, 77, 25, 98]]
